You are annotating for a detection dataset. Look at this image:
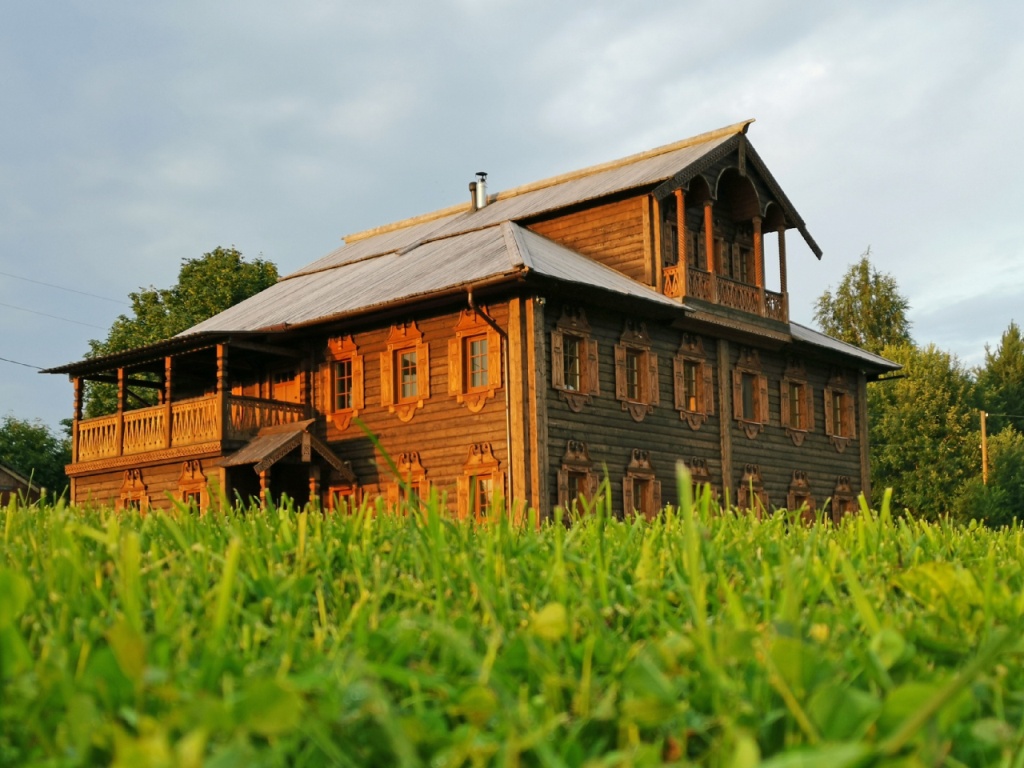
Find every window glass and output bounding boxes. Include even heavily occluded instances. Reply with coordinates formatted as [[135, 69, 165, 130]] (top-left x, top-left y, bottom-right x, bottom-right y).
[[741, 372, 757, 420], [334, 359, 353, 410], [625, 349, 642, 400], [468, 337, 488, 389], [563, 336, 582, 392], [399, 350, 418, 400]]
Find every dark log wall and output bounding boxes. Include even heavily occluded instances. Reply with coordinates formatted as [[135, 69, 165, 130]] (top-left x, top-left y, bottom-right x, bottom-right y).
[[723, 343, 864, 511], [543, 302, 723, 516], [312, 304, 511, 513], [526, 197, 650, 284], [542, 300, 867, 517]]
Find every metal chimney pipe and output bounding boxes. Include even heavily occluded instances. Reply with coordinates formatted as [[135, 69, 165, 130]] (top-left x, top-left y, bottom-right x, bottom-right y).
[[474, 172, 487, 210]]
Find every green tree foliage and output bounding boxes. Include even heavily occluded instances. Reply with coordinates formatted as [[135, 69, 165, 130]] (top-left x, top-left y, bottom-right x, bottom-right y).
[[0, 415, 71, 497], [955, 428, 1024, 526], [814, 249, 913, 355], [974, 320, 1024, 435], [85, 247, 278, 417], [868, 343, 979, 521]]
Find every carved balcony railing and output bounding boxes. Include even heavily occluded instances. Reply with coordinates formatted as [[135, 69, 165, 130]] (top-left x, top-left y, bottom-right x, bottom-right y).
[[664, 266, 788, 323], [75, 394, 306, 463]]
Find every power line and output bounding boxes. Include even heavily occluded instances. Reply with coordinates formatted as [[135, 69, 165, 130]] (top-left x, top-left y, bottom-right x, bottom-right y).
[[0, 301, 107, 330], [0, 270, 129, 305], [0, 355, 42, 370]]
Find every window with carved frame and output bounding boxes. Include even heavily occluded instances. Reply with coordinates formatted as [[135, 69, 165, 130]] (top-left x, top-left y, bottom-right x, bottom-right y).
[[551, 307, 600, 412], [674, 334, 715, 430], [326, 484, 360, 513], [623, 449, 662, 520], [737, 463, 768, 517], [118, 469, 150, 513], [732, 348, 769, 439], [448, 309, 502, 413], [824, 371, 856, 452], [614, 320, 659, 422], [830, 476, 857, 524], [385, 452, 429, 511], [177, 460, 208, 511], [680, 456, 717, 501], [556, 439, 600, 515], [457, 443, 505, 521], [787, 470, 816, 523], [324, 335, 364, 432], [779, 359, 815, 446], [381, 322, 430, 422]]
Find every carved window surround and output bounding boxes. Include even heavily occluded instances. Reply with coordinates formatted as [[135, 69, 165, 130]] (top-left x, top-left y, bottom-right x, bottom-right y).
[[551, 307, 600, 413], [623, 448, 662, 520], [787, 470, 816, 523], [674, 334, 715, 430], [732, 348, 769, 439], [614, 320, 659, 422], [118, 469, 150, 513], [448, 309, 502, 413], [556, 439, 600, 515], [737, 463, 768, 517], [326, 483, 361, 513], [385, 451, 429, 511], [830, 475, 857, 524], [824, 371, 856, 453], [381, 322, 430, 422], [324, 335, 364, 432], [682, 456, 717, 501], [780, 358, 814, 446], [177, 459, 207, 511], [457, 442, 504, 521]]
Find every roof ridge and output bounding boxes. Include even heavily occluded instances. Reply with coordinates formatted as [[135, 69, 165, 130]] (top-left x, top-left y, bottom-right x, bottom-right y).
[[343, 119, 754, 245]]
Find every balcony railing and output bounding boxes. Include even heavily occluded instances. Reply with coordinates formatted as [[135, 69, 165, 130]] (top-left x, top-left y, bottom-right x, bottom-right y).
[[75, 395, 306, 463], [665, 265, 788, 322]]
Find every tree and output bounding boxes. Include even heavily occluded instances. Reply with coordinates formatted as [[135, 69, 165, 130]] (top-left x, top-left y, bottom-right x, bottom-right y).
[[814, 249, 913, 355], [85, 247, 278, 416], [868, 343, 980, 521], [0, 415, 71, 498], [955, 427, 1024, 526], [974, 320, 1024, 435]]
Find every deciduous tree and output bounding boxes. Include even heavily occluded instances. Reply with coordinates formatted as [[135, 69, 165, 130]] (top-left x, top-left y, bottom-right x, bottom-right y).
[[85, 247, 278, 416], [0, 415, 71, 497], [814, 249, 913, 355]]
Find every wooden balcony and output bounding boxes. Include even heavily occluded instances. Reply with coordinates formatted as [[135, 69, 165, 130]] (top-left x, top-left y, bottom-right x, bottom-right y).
[[74, 395, 306, 464], [662, 264, 788, 322]]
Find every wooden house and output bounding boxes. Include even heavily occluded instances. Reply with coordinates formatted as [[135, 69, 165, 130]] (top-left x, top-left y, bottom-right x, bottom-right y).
[[45, 120, 899, 519], [0, 461, 40, 504]]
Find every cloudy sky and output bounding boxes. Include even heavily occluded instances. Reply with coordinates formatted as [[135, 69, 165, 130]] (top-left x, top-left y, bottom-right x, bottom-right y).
[[2, 1, 1022, 430]]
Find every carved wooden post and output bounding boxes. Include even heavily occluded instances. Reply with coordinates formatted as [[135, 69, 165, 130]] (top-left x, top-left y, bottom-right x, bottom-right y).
[[703, 201, 716, 301], [116, 367, 125, 457], [753, 215, 765, 316], [259, 469, 269, 509], [675, 188, 686, 299], [164, 356, 173, 448], [72, 377, 81, 464], [216, 344, 228, 441], [777, 226, 788, 321], [309, 465, 320, 510]]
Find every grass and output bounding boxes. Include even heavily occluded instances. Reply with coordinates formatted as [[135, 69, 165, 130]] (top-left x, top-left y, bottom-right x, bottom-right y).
[[2, 472, 1024, 766]]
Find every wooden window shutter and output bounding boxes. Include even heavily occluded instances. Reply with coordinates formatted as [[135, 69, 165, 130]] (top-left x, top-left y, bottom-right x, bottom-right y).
[[587, 339, 600, 396], [732, 368, 743, 420], [456, 475, 469, 519], [587, 471, 601, 503], [805, 386, 814, 431], [417, 341, 430, 398], [648, 353, 659, 406], [556, 468, 569, 509], [551, 331, 565, 389], [380, 351, 394, 406], [622, 477, 634, 515], [703, 363, 715, 415], [844, 392, 856, 438], [653, 481, 662, 514], [758, 374, 769, 424], [487, 328, 502, 387], [352, 354, 365, 411], [672, 357, 685, 411], [779, 380, 790, 427], [448, 337, 462, 396], [824, 388, 835, 436], [614, 344, 628, 400], [386, 482, 399, 507]]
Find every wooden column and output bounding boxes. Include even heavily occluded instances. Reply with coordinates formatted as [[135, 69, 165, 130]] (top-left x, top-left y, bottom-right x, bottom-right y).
[[164, 356, 173, 448], [752, 215, 764, 288], [507, 297, 529, 523], [116, 367, 125, 457], [777, 227, 788, 294], [259, 469, 269, 509], [216, 344, 228, 441], [309, 465, 320, 509], [703, 201, 715, 273], [676, 189, 686, 267], [71, 377, 82, 463]]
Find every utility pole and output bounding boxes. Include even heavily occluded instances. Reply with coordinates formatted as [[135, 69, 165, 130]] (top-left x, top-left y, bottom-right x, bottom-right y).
[[981, 410, 988, 485]]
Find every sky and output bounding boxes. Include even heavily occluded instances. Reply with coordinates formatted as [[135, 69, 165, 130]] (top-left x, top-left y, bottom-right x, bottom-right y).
[[2, 0, 1023, 431]]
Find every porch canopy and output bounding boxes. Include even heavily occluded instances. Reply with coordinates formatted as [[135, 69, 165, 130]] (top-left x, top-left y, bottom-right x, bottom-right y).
[[221, 419, 355, 480]]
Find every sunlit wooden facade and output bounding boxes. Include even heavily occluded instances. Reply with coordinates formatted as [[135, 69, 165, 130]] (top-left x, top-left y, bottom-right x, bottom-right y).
[[47, 121, 898, 518]]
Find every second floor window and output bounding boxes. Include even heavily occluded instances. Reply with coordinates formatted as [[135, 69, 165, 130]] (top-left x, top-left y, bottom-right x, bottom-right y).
[[398, 349, 418, 400], [563, 335, 583, 391], [382, 322, 429, 422], [467, 336, 488, 389], [449, 309, 502, 412], [324, 335, 364, 432], [551, 307, 599, 412], [732, 348, 768, 439], [333, 359, 353, 411], [614, 320, 659, 422], [825, 371, 857, 451]]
